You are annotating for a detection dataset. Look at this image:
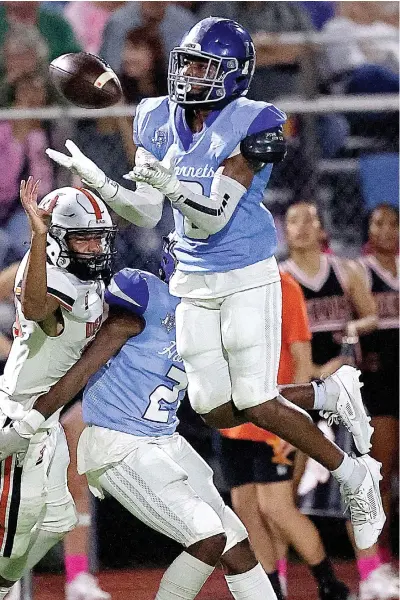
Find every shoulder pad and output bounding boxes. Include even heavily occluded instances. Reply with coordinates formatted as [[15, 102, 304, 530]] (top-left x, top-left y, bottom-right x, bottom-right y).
[[105, 268, 149, 317], [46, 265, 78, 311], [241, 126, 286, 166], [133, 96, 169, 149], [246, 104, 287, 137]]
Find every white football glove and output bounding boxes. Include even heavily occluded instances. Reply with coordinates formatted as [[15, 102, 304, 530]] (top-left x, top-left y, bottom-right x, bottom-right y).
[[0, 409, 45, 462], [124, 162, 181, 200], [46, 140, 106, 189], [0, 426, 29, 462]]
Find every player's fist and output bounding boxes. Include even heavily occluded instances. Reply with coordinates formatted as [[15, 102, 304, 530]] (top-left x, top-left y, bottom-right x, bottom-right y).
[[46, 140, 106, 190], [124, 162, 181, 200]]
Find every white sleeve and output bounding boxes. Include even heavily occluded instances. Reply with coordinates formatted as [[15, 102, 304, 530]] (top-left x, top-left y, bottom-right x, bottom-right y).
[[169, 168, 247, 235], [98, 148, 164, 229]]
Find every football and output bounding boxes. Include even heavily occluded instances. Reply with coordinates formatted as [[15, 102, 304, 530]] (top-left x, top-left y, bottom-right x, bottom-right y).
[[49, 52, 123, 109]]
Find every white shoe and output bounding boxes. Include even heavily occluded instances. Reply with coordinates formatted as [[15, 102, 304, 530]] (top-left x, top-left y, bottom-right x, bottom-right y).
[[321, 366, 373, 454], [340, 455, 385, 550], [359, 564, 400, 600], [5, 582, 20, 600], [66, 573, 111, 600]]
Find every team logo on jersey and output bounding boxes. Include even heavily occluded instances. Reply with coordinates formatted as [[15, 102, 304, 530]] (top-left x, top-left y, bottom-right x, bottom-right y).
[[161, 312, 175, 333], [151, 129, 168, 148]]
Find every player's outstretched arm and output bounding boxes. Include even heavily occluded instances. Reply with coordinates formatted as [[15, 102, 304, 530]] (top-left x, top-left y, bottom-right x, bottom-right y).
[[125, 155, 250, 236], [46, 141, 164, 228], [20, 176, 59, 322], [0, 308, 144, 461]]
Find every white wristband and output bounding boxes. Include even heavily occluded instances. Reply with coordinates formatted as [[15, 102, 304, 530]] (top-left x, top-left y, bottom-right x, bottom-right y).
[[14, 409, 46, 438]]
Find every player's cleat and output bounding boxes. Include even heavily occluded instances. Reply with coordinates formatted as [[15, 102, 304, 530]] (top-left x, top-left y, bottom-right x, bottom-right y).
[[318, 579, 353, 600], [340, 455, 385, 550], [66, 573, 111, 600], [359, 564, 400, 600], [320, 366, 374, 455], [5, 581, 20, 600]]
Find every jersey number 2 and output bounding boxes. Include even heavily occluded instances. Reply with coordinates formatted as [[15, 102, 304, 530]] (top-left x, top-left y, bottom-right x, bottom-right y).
[[143, 365, 188, 423]]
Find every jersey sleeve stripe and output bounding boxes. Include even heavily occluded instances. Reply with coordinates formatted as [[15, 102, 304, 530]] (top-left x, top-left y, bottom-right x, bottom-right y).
[[47, 287, 75, 310], [183, 193, 230, 217]]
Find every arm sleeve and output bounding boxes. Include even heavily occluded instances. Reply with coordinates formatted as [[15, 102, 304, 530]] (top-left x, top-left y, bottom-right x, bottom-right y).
[[105, 269, 149, 317], [170, 169, 247, 235], [99, 147, 164, 228], [281, 275, 312, 346]]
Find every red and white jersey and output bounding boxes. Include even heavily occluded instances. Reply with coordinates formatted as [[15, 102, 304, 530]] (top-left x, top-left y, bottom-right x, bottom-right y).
[[0, 252, 104, 427]]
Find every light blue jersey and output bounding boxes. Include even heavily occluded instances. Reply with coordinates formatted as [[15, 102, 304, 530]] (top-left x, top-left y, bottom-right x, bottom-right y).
[[133, 96, 286, 273], [82, 269, 188, 437]]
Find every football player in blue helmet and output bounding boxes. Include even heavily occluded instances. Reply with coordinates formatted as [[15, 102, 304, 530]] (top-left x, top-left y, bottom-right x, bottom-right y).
[[48, 16, 385, 563], [168, 17, 255, 108]]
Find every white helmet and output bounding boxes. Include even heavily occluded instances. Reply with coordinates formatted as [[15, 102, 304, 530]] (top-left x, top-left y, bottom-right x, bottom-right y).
[[40, 187, 116, 281]]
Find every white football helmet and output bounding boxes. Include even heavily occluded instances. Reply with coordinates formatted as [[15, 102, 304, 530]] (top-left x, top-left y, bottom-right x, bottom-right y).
[[40, 187, 116, 281]]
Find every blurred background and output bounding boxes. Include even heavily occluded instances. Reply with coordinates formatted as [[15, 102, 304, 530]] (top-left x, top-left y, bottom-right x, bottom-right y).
[[0, 2, 398, 599]]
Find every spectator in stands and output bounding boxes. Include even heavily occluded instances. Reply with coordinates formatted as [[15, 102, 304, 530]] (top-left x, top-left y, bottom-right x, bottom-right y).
[[218, 271, 351, 600], [0, 23, 49, 107], [0, 1, 81, 62], [119, 26, 167, 103], [0, 73, 53, 270], [100, 1, 196, 72], [64, 1, 125, 54], [198, 1, 315, 100], [322, 1, 399, 94]]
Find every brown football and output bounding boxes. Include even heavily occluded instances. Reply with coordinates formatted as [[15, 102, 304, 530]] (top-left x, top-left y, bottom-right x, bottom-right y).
[[49, 52, 123, 109]]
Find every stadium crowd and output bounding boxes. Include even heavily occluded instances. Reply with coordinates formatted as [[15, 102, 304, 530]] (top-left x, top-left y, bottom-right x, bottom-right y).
[[0, 2, 398, 600]]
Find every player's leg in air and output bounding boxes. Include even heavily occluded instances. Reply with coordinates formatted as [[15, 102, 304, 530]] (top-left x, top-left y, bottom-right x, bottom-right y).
[[62, 403, 110, 600], [175, 272, 384, 553], [218, 434, 351, 600]]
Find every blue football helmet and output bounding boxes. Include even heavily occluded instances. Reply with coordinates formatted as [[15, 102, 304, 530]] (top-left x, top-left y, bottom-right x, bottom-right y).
[[159, 232, 178, 284], [168, 17, 256, 108]]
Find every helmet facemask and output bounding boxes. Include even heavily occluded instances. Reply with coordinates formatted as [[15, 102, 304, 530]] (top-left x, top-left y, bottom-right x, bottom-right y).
[[49, 225, 116, 284], [168, 48, 240, 107]]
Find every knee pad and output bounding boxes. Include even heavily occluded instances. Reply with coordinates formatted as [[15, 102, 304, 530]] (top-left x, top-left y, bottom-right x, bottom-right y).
[[40, 497, 78, 534], [220, 505, 248, 554]]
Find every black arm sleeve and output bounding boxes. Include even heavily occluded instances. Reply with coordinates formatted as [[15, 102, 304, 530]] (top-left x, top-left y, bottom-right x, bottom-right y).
[[240, 126, 287, 169]]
